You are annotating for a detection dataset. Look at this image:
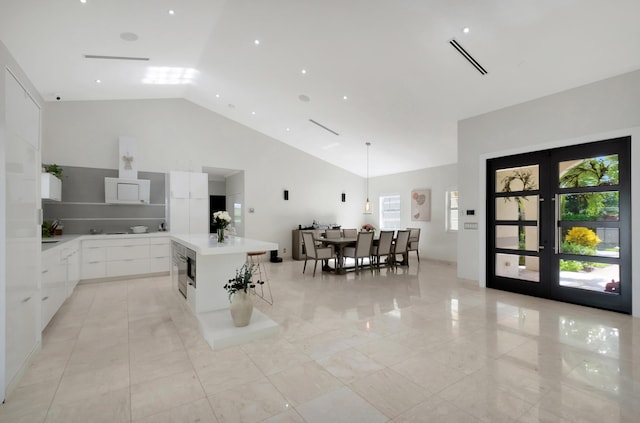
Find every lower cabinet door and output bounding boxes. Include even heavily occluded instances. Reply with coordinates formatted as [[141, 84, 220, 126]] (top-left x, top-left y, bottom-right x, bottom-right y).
[[82, 261, 107, 279], [149, 256, 170, 273], [41, 286, 67, 330], [108, 259, 148, 277]]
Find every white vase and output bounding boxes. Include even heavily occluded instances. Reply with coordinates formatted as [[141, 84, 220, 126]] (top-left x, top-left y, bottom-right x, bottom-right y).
[[230, 291, 253, 327]]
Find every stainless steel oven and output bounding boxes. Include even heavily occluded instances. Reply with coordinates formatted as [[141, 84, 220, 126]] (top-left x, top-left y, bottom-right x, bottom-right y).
[[172, 241, 187, 298], [186, 248, 196, 290]]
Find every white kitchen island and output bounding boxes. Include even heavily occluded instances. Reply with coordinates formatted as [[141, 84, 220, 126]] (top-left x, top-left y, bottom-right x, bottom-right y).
[[171, 234, 280, 349]]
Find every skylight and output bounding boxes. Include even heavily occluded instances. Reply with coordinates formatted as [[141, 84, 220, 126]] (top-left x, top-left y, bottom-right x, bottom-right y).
[[142, 67, 198, 85]]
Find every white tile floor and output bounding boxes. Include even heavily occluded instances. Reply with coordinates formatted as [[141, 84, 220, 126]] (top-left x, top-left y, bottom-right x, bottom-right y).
[[2, 257, 639, 422]]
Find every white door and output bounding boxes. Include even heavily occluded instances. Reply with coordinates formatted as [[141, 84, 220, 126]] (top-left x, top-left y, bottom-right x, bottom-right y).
[[4, 70, 41, 391]]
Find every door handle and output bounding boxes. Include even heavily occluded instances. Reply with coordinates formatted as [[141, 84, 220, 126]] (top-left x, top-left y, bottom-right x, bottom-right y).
[[553, 194, 559, 254], [22, 296, 31, 303], [42, 296, 49, 301]]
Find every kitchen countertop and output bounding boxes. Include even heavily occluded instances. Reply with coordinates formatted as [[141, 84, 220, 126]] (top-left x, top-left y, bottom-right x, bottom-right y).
[[41, 232, 171, 252], [171, 234, 278, 255]]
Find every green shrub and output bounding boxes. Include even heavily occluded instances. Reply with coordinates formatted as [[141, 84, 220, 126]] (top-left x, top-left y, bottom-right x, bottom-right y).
[[560, 260, 584, 272]]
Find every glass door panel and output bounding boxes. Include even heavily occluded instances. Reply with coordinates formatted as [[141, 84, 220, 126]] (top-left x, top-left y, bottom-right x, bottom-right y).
[[488, 137, 631, 313]]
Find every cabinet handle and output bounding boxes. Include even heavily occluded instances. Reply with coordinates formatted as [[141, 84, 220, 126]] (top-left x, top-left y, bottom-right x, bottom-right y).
[[42, 269, 49, 274], [89, 261, 101, 264], [42, 296, 49, 301], [22, 296, 31, 303]]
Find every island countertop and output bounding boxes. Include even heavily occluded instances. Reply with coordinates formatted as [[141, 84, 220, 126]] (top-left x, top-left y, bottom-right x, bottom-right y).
[[170, 234, 278, 255]]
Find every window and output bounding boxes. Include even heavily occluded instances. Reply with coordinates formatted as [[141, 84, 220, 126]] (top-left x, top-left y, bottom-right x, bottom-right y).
[[446, 190, 459, 231], [379, 194, 401, 230]]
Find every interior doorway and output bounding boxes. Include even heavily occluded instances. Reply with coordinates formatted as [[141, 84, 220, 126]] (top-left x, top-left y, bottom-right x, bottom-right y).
[[486, 137, 631, 313]]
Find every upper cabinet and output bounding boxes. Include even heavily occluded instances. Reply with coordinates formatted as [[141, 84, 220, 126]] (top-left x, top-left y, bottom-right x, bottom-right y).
[[41, 172, 62, 201], [5, 70, 39, 149]]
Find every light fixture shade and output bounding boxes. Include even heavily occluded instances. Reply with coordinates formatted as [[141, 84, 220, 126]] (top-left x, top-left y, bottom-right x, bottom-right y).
[[364, 142, 372, 214], [364, 198, 372, 214]]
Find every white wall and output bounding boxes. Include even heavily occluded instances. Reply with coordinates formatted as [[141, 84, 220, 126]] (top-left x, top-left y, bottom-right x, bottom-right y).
[[208, 180, 226, 196], [457, 69, 640, 316], [369, 163, 458, 263], [42, 98, 366, 257]]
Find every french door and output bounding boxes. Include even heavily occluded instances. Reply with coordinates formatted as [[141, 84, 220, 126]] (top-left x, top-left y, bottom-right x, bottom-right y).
[[487, 137, 631, 313]]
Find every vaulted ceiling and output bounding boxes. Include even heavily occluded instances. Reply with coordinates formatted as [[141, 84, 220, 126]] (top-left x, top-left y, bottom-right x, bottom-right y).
[[2, 0, 639, 177]]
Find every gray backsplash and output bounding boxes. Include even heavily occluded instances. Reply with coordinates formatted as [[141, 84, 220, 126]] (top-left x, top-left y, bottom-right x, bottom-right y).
[[43, 166, 167, 235]]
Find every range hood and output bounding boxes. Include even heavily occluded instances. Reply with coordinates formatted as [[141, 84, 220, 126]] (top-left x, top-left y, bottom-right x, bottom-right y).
[[105, 137, 150, 205]]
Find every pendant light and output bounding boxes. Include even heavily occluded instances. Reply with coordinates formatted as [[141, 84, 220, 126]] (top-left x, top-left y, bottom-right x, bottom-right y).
[[364, 142, 372, 214]]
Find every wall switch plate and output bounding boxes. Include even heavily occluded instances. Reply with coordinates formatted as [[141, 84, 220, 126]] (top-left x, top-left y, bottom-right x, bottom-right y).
[[464, 222, 478, 230]]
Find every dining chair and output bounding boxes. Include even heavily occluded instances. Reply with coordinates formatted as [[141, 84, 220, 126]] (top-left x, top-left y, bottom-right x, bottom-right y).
[[342, 228, 357, 238], [301, 231, 335, 276], [407, 227, 421, 262], [371, 230, 394, 268], [392, 230, 411, 266], [343, 231, 374, 272], [324, 229, 341, 239]]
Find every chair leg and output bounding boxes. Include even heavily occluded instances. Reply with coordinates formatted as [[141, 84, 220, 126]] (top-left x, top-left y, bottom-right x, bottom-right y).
[[303, 257, 308, 273], [415, 250, 420, 262], [313, 260, 318, 276]]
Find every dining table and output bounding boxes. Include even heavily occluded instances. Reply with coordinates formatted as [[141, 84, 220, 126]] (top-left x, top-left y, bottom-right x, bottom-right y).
[[319, 236, 357, 275], [319, 232, 418, 274]]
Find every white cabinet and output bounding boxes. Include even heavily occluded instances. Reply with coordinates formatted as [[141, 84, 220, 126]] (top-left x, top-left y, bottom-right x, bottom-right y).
[[149, 237, 171, 272], [41, 249, 68, 330], [169, 171, 208, 235], [80, 236, 170, 280], [41, 172, 62, 201], [4, 69, 41, 393], [61, 241, 80, 294]]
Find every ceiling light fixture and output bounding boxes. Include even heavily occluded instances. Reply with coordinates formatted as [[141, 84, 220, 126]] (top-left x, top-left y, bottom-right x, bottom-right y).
[[343, 95, 348, 100], [364, 142, 372, 214], [463, 27, 470, 33], [285, 127, 290, 132], [168, 9, 175, 15], [251, 111, 256, 115], [80, 0, 87, 4], [301, 69, 307, 75], [254, 39, 260, 45], [95, 79, 101, 84]]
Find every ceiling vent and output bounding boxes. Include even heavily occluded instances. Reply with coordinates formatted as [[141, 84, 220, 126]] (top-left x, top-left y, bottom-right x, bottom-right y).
[[308, 119, 340, 136], [84, 54, 150, 61], [449, 39, 488, 75]]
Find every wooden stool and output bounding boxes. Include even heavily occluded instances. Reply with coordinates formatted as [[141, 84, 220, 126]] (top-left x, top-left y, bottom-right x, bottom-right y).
[[246, 251, 273, 305]]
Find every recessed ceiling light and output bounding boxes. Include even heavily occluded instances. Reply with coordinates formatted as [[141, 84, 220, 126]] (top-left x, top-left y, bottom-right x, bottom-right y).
[[168, 9, 175, 15], [301, 69, 307, 75], [95, 79, 101, 84], [80, 0, 87, 3], [463, 27, 470, 33], [254, 39, 260, 45], [285, 127, 290, 132], [343, 95, 348, 100], [251, 111, 256, 115], [215, 94, 220, 98]]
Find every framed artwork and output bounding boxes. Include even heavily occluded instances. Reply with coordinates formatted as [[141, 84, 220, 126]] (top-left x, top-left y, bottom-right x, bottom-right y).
[[411, 188, 431, 221]]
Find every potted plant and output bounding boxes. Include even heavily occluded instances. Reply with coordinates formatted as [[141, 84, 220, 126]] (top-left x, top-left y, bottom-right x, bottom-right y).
[[212, 210, 232, 243], [361, 223, 375, 232], [43, 164, 63, 179], [223, 263, 263, 327]]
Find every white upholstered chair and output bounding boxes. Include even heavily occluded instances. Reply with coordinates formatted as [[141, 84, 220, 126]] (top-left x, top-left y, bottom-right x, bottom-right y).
[[302, 231, 334, 276], [407, 227, 421, 262], [342, 228, 358, 238], [392, 230, 410, 266], [371, 230, 395, 268], [343, 231, 374, 272]]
